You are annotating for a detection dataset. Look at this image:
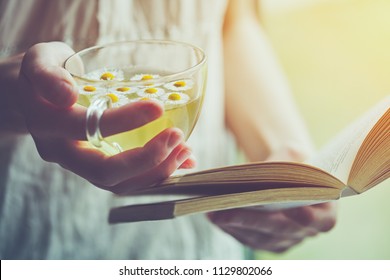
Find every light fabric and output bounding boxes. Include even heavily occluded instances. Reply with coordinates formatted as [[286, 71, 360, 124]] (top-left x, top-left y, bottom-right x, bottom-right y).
[[0, 0, 243, 259]]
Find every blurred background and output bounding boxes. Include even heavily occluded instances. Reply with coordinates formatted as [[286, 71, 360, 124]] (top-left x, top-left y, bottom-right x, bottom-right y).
[[257, 0, 390, 259]]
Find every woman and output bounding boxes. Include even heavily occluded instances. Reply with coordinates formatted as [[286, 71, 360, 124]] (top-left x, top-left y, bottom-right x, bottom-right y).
[[0, 0, 336, 259]]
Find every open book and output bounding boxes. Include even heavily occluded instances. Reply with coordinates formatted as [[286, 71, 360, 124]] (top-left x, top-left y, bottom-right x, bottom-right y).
[[109, 97, 390, 223]]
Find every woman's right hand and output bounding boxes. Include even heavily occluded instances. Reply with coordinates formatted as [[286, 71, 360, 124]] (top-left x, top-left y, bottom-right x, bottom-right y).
[[9, 41, 194, 194]]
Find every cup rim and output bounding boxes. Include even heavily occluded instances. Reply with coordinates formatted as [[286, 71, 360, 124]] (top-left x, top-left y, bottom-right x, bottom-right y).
[[64, 39, 207, 85]]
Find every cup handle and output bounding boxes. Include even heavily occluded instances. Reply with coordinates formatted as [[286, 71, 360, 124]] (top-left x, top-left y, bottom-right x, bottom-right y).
[[86, 96, 123, 155]]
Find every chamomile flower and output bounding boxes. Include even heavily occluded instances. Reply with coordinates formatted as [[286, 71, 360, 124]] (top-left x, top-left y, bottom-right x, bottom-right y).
[[91, 92, 128, 108], [109, 86, 138, 95], [82, 68, 125, 81], [79, 85, 105, 95], [137, 87, 165, 98], [164, 79, 194, 91], [130, 96, 163, 105], [130, 73, 163, 87], [130, 73, 160, 82], [161, 92, 190, 106], [77, 85, 107, 106]]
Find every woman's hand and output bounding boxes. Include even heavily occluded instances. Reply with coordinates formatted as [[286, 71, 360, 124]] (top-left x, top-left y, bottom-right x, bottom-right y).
[[10, 41, 194, 194], [207, 147, 337, 253], [208, 202, 337, 253]]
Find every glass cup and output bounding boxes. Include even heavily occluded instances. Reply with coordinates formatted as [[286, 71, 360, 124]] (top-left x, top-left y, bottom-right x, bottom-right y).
[[64, 40, 207, 155]]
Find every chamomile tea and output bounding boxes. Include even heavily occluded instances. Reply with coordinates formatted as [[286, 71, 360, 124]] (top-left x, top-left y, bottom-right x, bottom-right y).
[[77, 67, 204, 152]]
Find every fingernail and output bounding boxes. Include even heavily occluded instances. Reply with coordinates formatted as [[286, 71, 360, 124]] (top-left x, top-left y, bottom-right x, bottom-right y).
[[167, 130, 183, 148], [176, 148, 192, 164], [179, 155, 196, 169]]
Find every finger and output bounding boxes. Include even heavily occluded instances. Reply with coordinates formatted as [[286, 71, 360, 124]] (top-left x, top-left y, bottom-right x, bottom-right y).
[[100, 100, 164, 137], [178, 156, 196, 169], [108, 143, 193, 194], [103, 128, 187, 188], [218, 224, 303, 253], [21, 92, 163, 140], [207, 208, 318, 238], [19, 45, 165, 140], [282, 202, 337, 232], [18, 87, 87, 140], [20, 42, 78, 107], [39, 128, 185, 188]]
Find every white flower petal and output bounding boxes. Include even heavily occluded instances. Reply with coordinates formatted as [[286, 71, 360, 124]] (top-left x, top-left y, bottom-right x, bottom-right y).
[[137, 87, 165, 98], [164, 79, 194, 91], [161, 92, 190, 106]]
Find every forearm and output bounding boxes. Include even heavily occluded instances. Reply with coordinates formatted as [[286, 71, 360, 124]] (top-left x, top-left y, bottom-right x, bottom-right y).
[[223, 10, 314, 162], [0, 53, 28, 136]]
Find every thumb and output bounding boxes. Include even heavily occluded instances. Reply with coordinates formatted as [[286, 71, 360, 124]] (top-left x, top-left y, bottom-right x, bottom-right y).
[[20, 42, 78, 107]]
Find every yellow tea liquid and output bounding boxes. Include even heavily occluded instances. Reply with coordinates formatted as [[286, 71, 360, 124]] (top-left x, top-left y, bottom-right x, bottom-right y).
[[77, 68, 204, 154], [106, 98, 201, 151]]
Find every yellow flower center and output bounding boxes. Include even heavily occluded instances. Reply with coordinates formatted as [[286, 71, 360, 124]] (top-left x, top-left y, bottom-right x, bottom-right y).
[[145, 88, 158, 94], [140, 97, 150, 101], [168, 93, 181, 101], [116, 87, 130, 92], [141, 75, 153, 80], [100, 72, 115, 80], [83, 85, 96, 92], [173, 81, 186, 87], [106, 93, 119, 103]]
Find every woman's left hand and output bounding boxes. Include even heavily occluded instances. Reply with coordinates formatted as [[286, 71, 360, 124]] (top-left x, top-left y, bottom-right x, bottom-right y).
[[208, 201, 337, 253]]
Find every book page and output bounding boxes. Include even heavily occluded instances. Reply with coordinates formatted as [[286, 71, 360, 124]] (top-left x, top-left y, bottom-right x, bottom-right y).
[[306, 96, 390, 184]]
